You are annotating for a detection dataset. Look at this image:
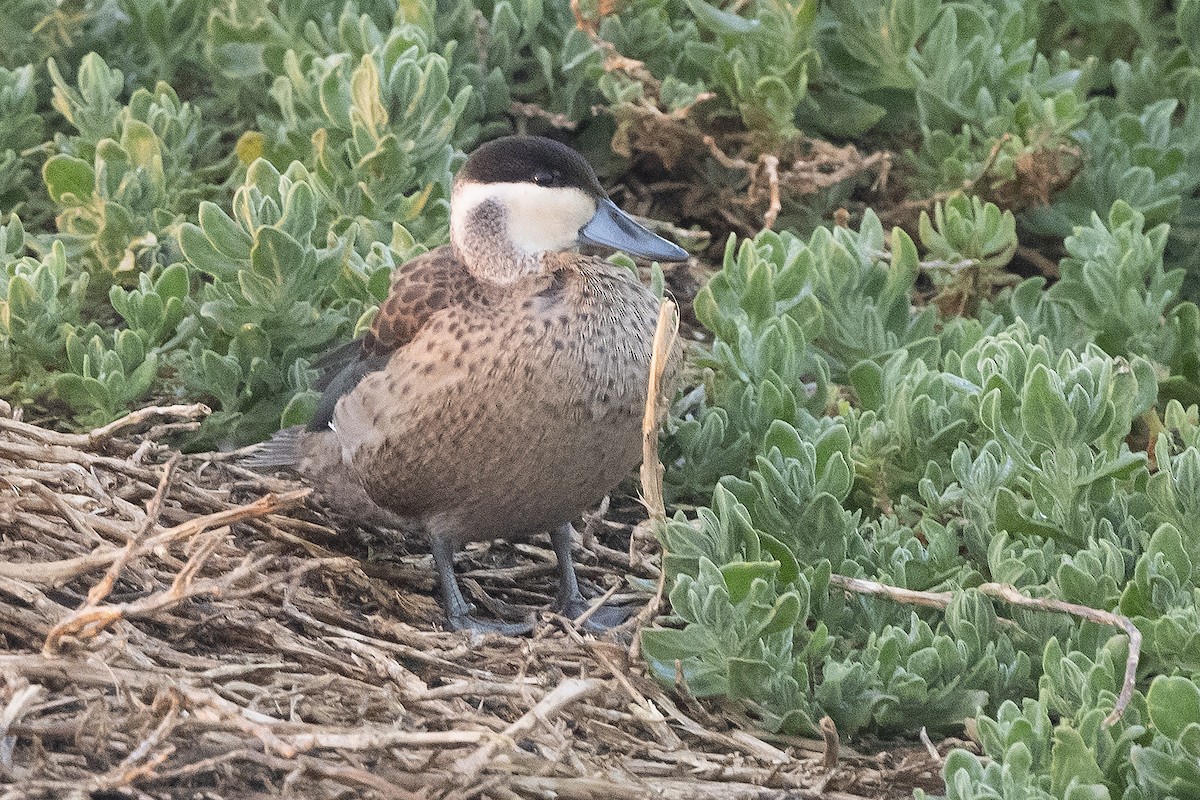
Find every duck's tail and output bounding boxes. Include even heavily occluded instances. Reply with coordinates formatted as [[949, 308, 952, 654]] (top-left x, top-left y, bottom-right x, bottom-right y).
[[242, 425, 304, 469]]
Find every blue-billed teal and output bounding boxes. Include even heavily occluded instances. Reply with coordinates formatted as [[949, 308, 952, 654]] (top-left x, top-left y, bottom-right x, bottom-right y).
[[253, 136, 686, 633]]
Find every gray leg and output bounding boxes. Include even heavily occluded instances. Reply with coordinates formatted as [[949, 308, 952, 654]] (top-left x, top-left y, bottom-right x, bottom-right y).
[[430, 533, 473, 621], [551, 523, 633, 631], [429, 533, 533, 635], [552, 523, 586, 612]]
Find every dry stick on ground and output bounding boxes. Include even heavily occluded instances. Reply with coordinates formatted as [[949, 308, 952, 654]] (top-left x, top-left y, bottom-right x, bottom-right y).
[[0, 489, 311, 586], [96, 691, 182, 789], [0, 404, 210, 453], [4, 416, 932, 799], [556, 622, 683, 751], [819, 716, 839, 771], [87, 404, 212, 445], [703, 135, 889, 234], [453, 677, 604, 781], [827, 574, 1141, 726], [85, 452, 179, 606], [569, 580, 621, 630], [42, 538, 273, 654]]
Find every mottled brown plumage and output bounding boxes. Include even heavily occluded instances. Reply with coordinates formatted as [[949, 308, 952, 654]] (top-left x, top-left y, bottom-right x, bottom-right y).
[[331, 250, 671, 541], [252, 136, 686, 633]]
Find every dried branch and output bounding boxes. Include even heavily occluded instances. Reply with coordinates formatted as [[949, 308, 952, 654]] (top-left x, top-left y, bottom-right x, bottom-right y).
[[827, 574, 1141, 725], [86, 453, 179, 606], [819, 716, 839, 770], [0, 489, 310, 586], [640, 298, 679, 524], [629, 299, 681, 650], [759, 154, 782, 230], [88, 404, 211, 444], [1, 413, 938, 799], [454, 678, 604, 780]]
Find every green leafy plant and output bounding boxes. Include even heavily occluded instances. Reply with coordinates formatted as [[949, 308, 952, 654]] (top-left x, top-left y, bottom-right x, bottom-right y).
[[0, 64, 45, 213], [0, 229, 87, 402], [260, 19, 468, 246], [56, 326, 160, 427], [177, 159, 366, 445], [5, 3, 1200, 797], [1025, 99, 1200, 239], [918, 196, 1019, 313], [652, 197, 1196, 794], [43, 53, 227, 282]]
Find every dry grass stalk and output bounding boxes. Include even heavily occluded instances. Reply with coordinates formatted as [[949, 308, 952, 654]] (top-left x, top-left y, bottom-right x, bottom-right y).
[[827, 574, 1141, 726], [639, 297, 679, 524]]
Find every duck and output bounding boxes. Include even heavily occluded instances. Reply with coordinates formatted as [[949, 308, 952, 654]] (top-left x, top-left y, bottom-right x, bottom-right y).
[[252, 135, 687, 634]]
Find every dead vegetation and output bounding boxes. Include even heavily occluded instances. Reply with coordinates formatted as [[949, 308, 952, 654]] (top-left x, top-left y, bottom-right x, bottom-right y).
[[0, 403, 951, 798]]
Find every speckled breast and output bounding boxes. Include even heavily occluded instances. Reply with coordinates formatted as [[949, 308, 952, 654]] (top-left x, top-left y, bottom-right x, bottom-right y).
[[340, 263, 676, 544]]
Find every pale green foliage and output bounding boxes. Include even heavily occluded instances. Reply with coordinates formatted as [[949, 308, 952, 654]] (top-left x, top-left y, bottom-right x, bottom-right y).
[[918, 196, 1019, 306], [584, 0, 818, 143], [261, 18, 467, 245], [1, 228, 87, 401], [0, 65, 44, 212], [990, 201, 1200, 407], [912, 4, 1090, 188], [4, 2, 1200, 797], [42, 53, 227, 281], [1026, 100, 1200, 237], [652, 200, 1200, 798], [176, 158, 404, 445], [439, 0, 599, 135]]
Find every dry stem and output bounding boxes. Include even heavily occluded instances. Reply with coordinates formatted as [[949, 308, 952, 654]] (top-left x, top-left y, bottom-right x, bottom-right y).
[[1, 412, 944, 799], [640, 297, 679, 524], [454, 678, 603, 780], [827, 574, 1141, 726]]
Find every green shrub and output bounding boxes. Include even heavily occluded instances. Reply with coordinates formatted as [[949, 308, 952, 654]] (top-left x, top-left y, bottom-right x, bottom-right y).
[[3, 4, 1200, 797]]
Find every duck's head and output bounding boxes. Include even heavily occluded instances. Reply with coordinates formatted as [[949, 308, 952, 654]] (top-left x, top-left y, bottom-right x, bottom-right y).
[[450, 136, 687, 284]]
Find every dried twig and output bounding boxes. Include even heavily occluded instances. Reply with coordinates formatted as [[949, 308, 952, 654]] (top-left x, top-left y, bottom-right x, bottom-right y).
[[919, 727, 941, 764], [569, 581, 621, 630], [760, 154, 782, 230], [827, 574, 1141, 726], [88, 404, 211, 444], [96, 691, 181, 788], [0, 404, 209, 454], [85, 453, 179, 606], [629, 299, 680, 651], [454, 678, 604, 780], [639, 298, 679, 524], [0, 489, 310, 586], [1, 413, 939, 799], [819, 716, 839, 770]]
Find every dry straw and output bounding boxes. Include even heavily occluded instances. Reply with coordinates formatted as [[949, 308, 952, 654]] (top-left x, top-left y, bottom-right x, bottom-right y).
[[0, 401, 941, 798]]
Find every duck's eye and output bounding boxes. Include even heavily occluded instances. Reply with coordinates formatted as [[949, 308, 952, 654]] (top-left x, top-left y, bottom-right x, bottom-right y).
[[532, 168, 561, 186]]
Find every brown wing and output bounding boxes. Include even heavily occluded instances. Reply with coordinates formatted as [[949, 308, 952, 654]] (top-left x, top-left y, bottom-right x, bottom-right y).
[[308, 245, 482, 431]]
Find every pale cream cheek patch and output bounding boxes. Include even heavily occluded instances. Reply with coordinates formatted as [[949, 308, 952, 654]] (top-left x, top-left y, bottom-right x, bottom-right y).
[[452, 182, 596, 256]]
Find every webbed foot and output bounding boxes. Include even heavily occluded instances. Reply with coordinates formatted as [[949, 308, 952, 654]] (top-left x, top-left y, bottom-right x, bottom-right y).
[[556, 597, 635, 632], [551, 523, 637, 632], [431, 533, 537, 636], [445, 612, 536, 636]]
